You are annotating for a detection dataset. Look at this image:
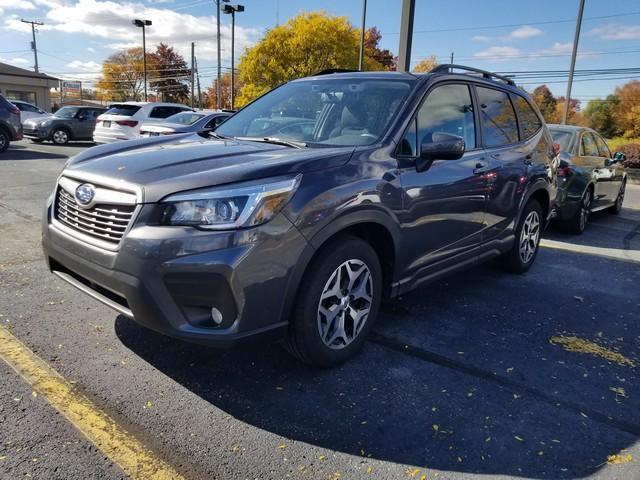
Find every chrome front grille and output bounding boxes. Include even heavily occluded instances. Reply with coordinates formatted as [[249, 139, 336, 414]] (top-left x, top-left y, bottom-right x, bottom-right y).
[[54, 178, 137, 248]]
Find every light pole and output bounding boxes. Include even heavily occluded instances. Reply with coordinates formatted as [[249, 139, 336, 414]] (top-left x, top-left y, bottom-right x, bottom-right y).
[[222, 3, 244, 110], [214, 0, 230, 110], [132, 19, 152, 101]]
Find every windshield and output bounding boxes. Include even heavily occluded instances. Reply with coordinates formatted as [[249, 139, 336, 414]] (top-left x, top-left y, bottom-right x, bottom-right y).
[[165, 112, 206, 125], [216, 78, 412, 147], [550, 130, 574, 152], [54, 107, 80, 118]]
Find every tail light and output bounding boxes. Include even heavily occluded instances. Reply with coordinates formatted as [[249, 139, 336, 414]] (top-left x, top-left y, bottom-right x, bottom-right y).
[[557, 165, 573, 177], [115, 120, 138, 127]]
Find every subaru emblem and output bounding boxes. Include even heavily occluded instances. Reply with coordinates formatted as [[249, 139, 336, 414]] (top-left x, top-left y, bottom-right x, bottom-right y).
[[75, 184, 95, 205]]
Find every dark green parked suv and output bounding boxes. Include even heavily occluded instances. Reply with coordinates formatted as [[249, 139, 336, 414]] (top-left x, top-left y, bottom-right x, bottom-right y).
[[549, 125, 627, 234]]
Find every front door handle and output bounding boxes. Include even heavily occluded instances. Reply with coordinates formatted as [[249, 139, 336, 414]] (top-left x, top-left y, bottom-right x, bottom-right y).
[[473, 161, 489, 175]]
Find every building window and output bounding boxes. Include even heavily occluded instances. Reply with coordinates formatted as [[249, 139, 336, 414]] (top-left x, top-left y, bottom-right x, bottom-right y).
[[6, 91, 37, 105]]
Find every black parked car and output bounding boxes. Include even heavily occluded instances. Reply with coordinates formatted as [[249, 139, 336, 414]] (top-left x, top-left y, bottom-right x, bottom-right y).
[[0, 94, 23, 153], [549, 124, 627, 233], [42, 65, 557, 367], [23, 106, 106, 145]]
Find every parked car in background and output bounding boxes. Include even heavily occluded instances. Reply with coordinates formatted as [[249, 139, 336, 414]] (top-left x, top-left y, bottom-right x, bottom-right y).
[[549, 124, 627, 234], [42, 65, 557, 367], [138, 110, 232, 138], [93, 102, 193, 144], [10, 100, 51, 124], [0, 94, 23, 153], [23, 106, 106, 145]]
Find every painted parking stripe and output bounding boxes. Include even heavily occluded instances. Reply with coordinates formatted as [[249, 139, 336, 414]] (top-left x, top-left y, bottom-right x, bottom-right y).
[[540, 238, 640, 263], [0, 327, 184, 480]]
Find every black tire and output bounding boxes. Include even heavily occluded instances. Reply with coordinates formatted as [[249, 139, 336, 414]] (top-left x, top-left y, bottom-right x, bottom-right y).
[[30, 138, 44, 143], [501, 198, 543, 274], [0, 128, 9, 153], [565, 187, 592, 234], [283, 235, 383, 367], [608, 179, 626, 215], [51, 128, 70, 145]]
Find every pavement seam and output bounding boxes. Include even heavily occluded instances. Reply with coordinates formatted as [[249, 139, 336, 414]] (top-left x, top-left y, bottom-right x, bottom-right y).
[[0, 326, 186, 480], [369, 332, 640, 437]]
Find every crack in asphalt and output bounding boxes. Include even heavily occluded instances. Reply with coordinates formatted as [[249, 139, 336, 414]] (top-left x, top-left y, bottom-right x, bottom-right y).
[[0, 201, 40, 223], [369, 332, 640, 437]]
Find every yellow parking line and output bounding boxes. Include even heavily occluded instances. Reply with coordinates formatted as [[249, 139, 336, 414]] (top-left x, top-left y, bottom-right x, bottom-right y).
[[0, 327, 184, 480], [540, 239, 640, 264]]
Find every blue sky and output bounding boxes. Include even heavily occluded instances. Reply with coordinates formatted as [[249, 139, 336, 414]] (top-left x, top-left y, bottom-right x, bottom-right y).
[[1, 0, 639, 103]]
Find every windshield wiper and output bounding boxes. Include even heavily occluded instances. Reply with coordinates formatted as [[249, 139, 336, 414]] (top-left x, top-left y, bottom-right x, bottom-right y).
[[235, 136, 306, 148]]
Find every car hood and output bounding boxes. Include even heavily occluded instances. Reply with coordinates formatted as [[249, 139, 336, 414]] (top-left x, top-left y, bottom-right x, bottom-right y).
[[64, 133, 355, 202]]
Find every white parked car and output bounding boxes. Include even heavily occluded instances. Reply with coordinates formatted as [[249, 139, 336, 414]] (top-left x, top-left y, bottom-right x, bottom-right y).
[[10, 100, 51, 124], [93, 102, 193, 143]]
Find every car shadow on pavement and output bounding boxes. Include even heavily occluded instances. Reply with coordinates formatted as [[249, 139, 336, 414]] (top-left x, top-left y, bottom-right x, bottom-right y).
[[4, 146, 68, 161], [115, 241, 639, 479]]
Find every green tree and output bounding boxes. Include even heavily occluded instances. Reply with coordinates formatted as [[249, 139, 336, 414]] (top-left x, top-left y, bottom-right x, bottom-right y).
[[412, 56, 438, 73], [149, 43, 191, 103], [236, 11, 385, 106], [583, 95, 620, 138], [531, 85, 557, 123]]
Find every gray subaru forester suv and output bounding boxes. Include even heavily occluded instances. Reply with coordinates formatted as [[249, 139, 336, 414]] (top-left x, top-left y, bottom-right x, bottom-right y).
[[42, 65, 557, 367]]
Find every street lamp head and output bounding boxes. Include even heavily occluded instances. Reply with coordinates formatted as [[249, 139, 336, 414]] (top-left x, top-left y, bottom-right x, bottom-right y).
[[132, 19, 152, 27], [222, 4, 244, 14]]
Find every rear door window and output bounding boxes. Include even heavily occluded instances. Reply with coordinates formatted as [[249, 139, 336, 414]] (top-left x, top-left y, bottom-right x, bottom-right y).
[[512, 95, 542, 139], [581, 132, 599, 156], [106, 105, 141, 116], [476, 86, 519, 147], [149, 106, 185, 119]]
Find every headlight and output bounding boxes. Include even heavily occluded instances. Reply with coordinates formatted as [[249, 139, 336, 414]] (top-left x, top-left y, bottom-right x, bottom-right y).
[[40, 120, 52, 127], [160, 174, 301, 230]]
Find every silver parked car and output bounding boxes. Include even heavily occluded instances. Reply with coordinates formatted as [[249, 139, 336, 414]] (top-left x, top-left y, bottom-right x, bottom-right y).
[[138, 110, 232, 138]]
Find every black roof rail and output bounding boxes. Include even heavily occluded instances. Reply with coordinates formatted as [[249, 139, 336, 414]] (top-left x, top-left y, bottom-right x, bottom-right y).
[[430, 64, 515, 86], [313, 68, 358, 76]]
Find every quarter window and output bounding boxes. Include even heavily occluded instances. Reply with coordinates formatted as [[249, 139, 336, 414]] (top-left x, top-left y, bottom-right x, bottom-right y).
[[512, 95, 542, 139], [476, 86, 519, 147], [581, 133, 598, 156], [399, 83, 476, 157]]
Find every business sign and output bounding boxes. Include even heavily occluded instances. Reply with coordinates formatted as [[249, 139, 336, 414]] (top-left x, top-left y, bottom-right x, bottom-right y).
[[62, 81, 81, 92]]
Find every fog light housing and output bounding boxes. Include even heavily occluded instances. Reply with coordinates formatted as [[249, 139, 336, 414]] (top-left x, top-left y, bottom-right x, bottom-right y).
[[210, 307, 223, 326]]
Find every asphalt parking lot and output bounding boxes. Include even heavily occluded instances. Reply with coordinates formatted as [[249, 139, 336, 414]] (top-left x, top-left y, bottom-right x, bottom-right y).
[[1, 142, 639, 479]]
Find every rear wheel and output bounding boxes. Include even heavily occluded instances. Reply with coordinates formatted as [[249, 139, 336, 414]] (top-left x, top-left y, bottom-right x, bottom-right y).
[[501, 198, 542, 274], [283, 235, 382, 367], [51, 129, 69, 145], [566, 187, 592, 234], [0, 128, 9, 153], [608, 180, 626, 215]]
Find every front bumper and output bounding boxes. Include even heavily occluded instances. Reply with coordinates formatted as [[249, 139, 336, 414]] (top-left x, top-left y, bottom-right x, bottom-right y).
[[42, 196, 311, 347], [23, 125, 50, 140]]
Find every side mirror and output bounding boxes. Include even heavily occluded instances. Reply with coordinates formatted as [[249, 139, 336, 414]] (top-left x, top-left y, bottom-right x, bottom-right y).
[[416, 132, 465, 172], [613, 152, 627, 163]]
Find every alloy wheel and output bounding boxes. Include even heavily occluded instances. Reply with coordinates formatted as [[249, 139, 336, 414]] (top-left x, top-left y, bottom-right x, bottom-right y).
[[579, 189, 592, 231], [616, 182, 626, 210], [317, 259, 373, 350], [53, 130, 68, 144], [519, 210, 540, 264]]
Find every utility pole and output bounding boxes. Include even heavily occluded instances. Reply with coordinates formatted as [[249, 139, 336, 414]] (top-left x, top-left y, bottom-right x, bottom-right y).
[[190, 42, 195, 108], [21, 19, 43, 73], [214, 0, 230, 110], [358, 0, 367, 71], [397, 0, 415, 72], [195, 57, 202, 109], [563, 0, 585, 125], [450, 52, 454, 64]]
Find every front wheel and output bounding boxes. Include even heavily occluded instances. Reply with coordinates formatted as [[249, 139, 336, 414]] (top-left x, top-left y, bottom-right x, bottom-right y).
[[608, 180, 626, 215], [283, 235, 382, 367], [51, 129, 69, 145], [501, 198, 543, 274], [0, 129, 9, 153]]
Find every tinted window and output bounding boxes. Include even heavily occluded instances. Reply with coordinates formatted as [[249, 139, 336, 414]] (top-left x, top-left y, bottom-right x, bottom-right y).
[[550, 130, 574, 152], [512, 95, 542, 139], [594, 134, 611, 158], [166, 112, 206, 125], [16, 102, 39, 113], [581, 132, 598, 156], [54, 107, 79, 119], [149, 106, 185, 119], [400, 84, 475, 156], [477, 86, 518, 147], [106, 104, 141, 116]]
